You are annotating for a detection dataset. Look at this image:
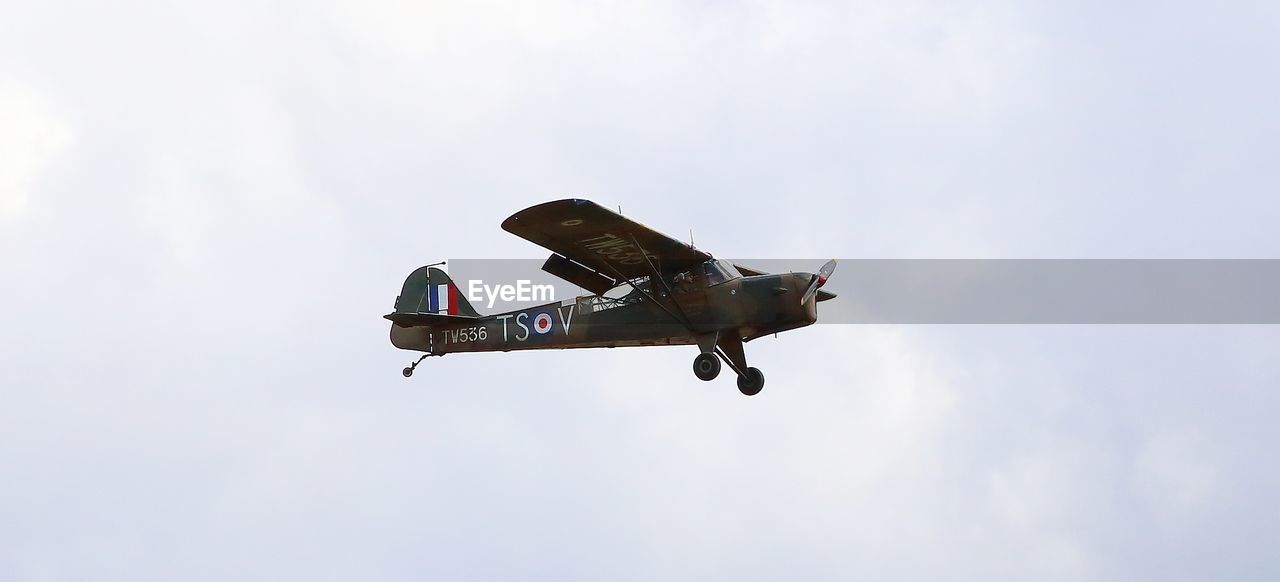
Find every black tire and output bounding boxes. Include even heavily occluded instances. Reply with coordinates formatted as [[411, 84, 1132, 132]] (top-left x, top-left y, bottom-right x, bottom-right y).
[[693, 353, 721, 381], [402, 367, 414, 378], [736, 367, 765, 396]]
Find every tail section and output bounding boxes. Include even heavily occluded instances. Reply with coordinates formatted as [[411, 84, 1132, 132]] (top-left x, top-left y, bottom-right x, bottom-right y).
[[393, 266, 480, 317]]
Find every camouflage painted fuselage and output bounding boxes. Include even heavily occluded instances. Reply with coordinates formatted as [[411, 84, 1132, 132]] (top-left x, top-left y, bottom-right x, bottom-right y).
[[389, 272, 817, 355]]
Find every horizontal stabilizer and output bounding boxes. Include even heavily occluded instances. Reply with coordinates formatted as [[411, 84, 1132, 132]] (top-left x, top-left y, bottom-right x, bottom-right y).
[[384, 312, 479, 328]]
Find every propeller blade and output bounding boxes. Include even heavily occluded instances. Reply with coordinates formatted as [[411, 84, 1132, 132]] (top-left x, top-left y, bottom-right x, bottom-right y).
[[801, 275, 821, 305], [801, 259, 838, 304]]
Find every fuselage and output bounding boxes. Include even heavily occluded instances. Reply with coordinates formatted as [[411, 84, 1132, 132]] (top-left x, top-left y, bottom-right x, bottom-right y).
[[389, 271, 819, 355]]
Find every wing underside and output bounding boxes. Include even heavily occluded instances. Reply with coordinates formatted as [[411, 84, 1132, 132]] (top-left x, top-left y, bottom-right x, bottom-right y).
[[502, 199, 711, 286]]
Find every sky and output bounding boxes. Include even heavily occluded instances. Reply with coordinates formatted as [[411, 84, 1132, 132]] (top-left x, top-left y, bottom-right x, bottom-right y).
[[2, 1, 1279, 580]]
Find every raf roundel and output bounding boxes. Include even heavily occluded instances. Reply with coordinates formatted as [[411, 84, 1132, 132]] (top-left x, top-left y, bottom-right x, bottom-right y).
[[533, 312, 554, 334]]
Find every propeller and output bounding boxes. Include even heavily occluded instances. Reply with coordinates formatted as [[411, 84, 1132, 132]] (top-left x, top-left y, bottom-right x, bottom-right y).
[[801, 259, 838, 305]]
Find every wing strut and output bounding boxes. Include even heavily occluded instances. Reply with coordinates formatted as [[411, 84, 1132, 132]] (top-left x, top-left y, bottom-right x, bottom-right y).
[[594, 247, 691, 331], [628, 232, 694, 327], [714, 336, 748, 377]]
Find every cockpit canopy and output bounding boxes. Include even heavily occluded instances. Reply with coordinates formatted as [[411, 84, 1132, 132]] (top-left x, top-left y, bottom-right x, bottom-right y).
[[702, 259, 741, 285], [673, 259, 741, 287], [583, 259, 744, 316]]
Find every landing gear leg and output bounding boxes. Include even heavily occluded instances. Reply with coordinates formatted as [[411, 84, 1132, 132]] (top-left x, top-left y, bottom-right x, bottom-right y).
[[402, 353, 430, 378], [715, 334, 765, 396]]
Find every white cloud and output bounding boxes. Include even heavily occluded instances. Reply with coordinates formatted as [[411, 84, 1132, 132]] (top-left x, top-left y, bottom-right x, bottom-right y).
[[0, 80, 73, 220], [1, 1, 1279, 580], [1133, 430, 1220, 510]]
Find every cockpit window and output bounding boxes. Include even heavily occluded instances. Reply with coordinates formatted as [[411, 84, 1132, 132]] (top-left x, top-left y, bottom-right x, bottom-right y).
[[703, 260, 739, 286]]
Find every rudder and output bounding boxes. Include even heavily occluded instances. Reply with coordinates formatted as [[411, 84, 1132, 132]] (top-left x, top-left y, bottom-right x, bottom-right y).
[[394, 266, 480, 317]]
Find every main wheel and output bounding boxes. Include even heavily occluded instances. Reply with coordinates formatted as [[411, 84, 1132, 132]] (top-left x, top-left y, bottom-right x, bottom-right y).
[[736, 367, 765, 396], [693, 352, 721, 381], [402, 367, 414, 378]]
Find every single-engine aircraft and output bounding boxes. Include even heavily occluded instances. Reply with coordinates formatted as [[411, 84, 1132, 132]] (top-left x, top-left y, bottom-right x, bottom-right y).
[[386, 199, 837, 395]]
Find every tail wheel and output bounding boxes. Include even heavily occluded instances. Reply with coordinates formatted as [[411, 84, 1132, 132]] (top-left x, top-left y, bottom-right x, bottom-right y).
[[693, 353, 721, 381], [736, 367, 765, 396]]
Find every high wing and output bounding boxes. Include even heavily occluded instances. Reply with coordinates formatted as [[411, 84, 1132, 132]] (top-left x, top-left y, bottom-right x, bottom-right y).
[[502, 199, 711, 288]]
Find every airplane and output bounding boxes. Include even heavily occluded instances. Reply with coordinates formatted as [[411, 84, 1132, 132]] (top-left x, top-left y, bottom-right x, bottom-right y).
[[386, 199, 837, 395]]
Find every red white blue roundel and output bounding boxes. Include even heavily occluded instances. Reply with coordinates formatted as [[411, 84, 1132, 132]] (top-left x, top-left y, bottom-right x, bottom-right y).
[[533, 312, 554, 334]]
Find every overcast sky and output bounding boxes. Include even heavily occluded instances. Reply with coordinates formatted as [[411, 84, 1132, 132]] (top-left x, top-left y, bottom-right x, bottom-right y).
[[2, 1, 1278, 580]]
